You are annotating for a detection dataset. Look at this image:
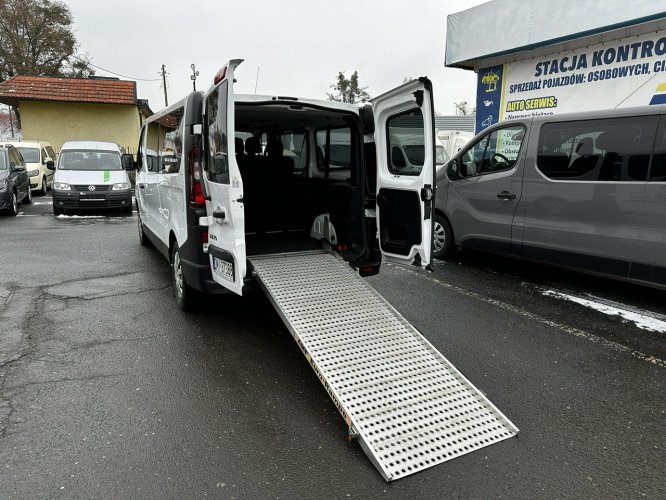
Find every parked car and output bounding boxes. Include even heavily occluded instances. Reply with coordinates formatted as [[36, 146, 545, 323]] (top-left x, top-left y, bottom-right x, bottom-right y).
[[0, 140, 57, 195], [433, 105, 666, 290], [0, 144, 32, 215], [50, 141, 134, 215]]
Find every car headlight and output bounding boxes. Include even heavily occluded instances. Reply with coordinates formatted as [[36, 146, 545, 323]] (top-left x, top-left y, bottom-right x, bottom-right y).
[[53, 182, 71, 190], [112, 182, 131, 190], [28, 169, 39, 177]]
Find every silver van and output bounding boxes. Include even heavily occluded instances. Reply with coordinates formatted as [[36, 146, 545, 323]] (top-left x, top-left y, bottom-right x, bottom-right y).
[[433, 105, 666, 289]]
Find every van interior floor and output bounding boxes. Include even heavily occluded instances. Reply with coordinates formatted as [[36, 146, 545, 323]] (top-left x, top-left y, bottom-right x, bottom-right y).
[[245, 230, 320, 256]]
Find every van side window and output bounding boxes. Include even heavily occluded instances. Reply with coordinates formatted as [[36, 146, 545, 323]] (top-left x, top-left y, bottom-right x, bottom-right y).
[[650, 117, 666, 182], [158, 106, 184, 174], [459, 125, 525, 177], [45, 146, 56, 159], [282, 131, 308, 173], [206, 82, 230, 184], [386, 108, 424, 176], [145, 121, 160, 173], [537, 117, 657, 181], [316, 127, 351, 170]]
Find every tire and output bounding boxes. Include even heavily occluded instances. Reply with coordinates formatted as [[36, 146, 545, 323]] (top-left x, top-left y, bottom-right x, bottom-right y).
[[22, 184, 32, 204], [53, 205, 63, 216], [7, 191, 18, 216], [432, 213, 454, 260], [40, 176, 47, 195], [137, 213, 149, 246], [124, 205, 133, 214], [172, 243, 197, 311]]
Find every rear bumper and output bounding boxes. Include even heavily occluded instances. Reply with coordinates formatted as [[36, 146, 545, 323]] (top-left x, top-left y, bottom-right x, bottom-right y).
[[53, 189, 132, 210]]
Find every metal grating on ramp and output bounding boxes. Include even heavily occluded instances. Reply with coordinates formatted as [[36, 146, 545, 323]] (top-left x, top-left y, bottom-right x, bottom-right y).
[[250, 251, 518, 481]]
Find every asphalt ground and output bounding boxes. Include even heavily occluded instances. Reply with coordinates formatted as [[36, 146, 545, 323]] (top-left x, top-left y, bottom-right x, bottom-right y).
[[0, 194, 664, 499]]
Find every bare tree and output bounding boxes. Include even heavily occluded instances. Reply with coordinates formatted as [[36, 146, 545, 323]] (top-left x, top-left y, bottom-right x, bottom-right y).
[[454, 101, 473, 116], [327, 71, 370, 104], [0, 0, 94, 80]]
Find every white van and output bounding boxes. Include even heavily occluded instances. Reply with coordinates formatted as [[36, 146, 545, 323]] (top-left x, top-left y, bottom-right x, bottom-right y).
[[50, 141, 134, 215], [0, 140, 57, 194], [127, 61, 521, 481], [131, 60, 436, 310]]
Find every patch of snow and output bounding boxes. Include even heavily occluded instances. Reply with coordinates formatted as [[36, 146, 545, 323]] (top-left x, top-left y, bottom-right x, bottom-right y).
[[542, 289, 666, 333]]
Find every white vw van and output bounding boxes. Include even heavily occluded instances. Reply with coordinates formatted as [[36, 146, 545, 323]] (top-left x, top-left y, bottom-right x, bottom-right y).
[[131, 60, 437, 310], [50, 141, 134, 215]]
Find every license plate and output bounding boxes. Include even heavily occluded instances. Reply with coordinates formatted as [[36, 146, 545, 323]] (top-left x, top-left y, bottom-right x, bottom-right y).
[[212, 256, 234, 282]]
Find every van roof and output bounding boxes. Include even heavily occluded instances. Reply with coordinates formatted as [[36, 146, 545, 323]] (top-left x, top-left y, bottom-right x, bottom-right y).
[[60, 141, 122, 152]]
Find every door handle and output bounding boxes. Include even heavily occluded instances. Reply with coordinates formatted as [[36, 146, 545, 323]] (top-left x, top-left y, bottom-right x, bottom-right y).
[[497, 191, 516, 200], [212, 207, 226, 222]]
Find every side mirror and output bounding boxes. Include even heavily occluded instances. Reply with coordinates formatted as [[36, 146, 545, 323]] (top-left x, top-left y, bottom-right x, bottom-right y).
[[121, 153, 136, 171], [447, 159, 459, 179], [13, 164, 26, 172], [46, 160, 55, 170]]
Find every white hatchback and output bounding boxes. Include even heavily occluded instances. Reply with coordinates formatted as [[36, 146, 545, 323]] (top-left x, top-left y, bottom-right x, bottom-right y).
[[0, 140, 57, 195]]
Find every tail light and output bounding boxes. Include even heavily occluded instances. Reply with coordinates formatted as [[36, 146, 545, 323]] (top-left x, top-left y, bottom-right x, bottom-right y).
[[200, 231, 208, 243], [188, 144, 205, 209], [335, 244, 348, 252]]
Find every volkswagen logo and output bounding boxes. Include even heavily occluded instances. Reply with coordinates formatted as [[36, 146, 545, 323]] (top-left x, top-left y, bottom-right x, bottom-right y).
[[88, 185, 96, 191]]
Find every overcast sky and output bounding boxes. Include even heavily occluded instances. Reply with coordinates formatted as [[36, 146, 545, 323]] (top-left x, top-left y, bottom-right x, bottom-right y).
[[65, 0, 486, 115]]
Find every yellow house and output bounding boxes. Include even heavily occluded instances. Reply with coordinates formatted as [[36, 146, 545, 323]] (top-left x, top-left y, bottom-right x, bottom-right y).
[[0, 75, 152, 153]]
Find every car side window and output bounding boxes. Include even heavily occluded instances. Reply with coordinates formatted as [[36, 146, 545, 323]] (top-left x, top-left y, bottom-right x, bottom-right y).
[[459, 125, 525, 178], [386, 108, 425, 176], [206, 82, 230, 184], [8, 148, 18, 168], [537, 116, 657, 181], [45, 146, 56, 160]]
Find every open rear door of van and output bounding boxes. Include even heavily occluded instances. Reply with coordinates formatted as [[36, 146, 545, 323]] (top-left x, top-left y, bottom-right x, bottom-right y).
[[373, 78, 435, 268], [203, 59, 246, 295]]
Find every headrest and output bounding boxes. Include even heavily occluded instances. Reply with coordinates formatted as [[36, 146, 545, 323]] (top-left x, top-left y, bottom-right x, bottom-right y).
[[245, 136, 261, 155], [576, 137, 593, 156], [235, 137, 244, 155], [265, 137, 283, 158]]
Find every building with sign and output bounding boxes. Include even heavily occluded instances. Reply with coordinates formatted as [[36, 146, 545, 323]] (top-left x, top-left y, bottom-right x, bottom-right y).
[[446, 1, 666, 133]]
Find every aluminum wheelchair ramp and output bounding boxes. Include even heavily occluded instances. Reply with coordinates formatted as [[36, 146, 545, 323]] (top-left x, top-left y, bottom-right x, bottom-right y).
[[250, 251, 518, 481]]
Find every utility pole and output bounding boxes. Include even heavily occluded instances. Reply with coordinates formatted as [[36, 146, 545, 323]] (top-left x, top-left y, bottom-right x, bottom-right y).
[[8, 105, 14, 138], [190, 64, 199, 91], [160, 64, 169, 107]]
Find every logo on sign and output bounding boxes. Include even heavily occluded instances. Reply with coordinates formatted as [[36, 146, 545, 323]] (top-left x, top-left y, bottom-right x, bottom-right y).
[[481, 70, 500, 92]]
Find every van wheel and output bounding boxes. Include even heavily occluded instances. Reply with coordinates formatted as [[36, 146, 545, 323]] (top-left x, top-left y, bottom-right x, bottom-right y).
[[54, 206, 63, 216], [172, 243, 197, 311], [137, 213, 149, 246], [23, 186, 32, 204], [40, 176, 47, 195], [432, 213, 454, 260]]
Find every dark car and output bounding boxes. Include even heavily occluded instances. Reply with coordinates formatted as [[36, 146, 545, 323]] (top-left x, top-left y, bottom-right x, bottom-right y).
[[0, 144, 32, 216]]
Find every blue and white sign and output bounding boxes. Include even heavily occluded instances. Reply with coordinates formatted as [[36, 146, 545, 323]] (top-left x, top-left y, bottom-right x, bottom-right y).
[[476, 31, 666, 133]]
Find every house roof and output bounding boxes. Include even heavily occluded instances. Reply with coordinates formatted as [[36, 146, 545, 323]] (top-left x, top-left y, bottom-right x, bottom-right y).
[[0, 76, 137, 106]]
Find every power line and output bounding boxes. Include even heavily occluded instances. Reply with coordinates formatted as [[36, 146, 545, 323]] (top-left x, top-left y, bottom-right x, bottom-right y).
[[70, 55, 162, 82]]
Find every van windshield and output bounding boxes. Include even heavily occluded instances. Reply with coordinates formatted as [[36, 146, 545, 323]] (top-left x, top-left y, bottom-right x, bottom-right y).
[[58, 150, 121, 170], [17, 147, 39, 163]]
